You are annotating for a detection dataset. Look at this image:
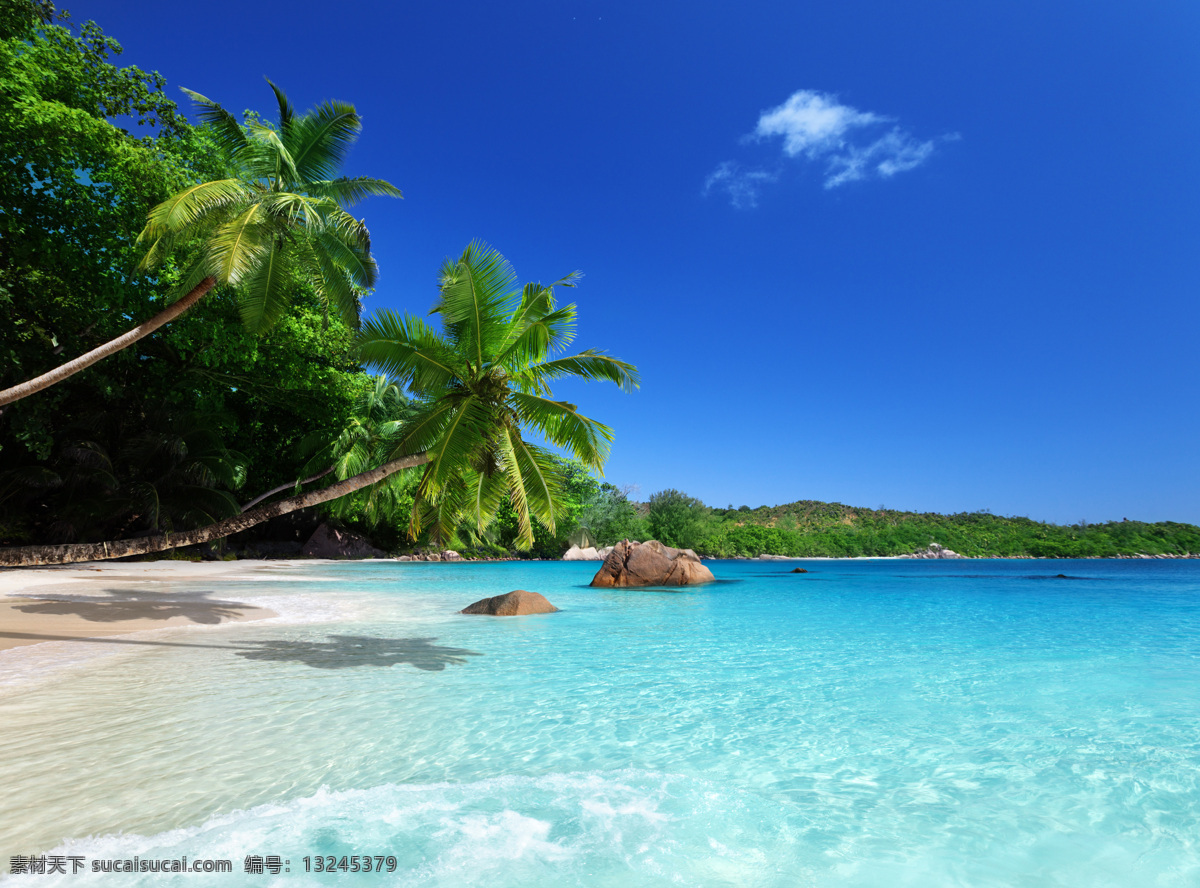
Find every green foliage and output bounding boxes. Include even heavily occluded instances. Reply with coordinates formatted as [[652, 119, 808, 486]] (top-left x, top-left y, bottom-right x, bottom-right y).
[[298, 376, 422, 538], [0, 13, 227, 441], [0, 12, 373, 546], [648, 496, 1200, 559], [576, 483, 648, 546], [647, 488, 712, 549]]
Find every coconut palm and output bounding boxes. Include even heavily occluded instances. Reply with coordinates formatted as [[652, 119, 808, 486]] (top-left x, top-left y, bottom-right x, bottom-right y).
[[0, 243, 637, 566], [0, 81, 400, 406], [357, 241, 639, 549]]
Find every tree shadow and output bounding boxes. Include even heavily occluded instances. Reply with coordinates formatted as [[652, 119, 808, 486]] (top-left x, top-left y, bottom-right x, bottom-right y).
[[9, 589, 260, 624], [231, 635, 483, 671]]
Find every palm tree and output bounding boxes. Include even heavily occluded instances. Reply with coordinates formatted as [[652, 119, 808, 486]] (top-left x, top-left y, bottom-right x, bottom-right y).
[[0, 243, 637, 566], [0, 81, 400, 406], [358, 241, 639, 550]]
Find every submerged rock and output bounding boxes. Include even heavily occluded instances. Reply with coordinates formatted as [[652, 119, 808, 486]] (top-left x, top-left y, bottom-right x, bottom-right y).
[[590, 539, 715, 588], [461, 589, 558, 616], [791, 567, 809, 573], [301, 523, 386, 559]]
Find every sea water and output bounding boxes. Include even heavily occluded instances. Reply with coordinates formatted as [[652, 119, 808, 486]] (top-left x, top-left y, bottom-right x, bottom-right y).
[[1, 559, 1199, 886]]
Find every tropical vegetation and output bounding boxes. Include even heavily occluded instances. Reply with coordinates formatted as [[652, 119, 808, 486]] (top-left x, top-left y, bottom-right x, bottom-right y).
[[591, 494, 1200, 559], [0, 6, 640, 565]]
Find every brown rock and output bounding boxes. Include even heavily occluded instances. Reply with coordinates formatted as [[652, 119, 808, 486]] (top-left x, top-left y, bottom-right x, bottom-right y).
[[460, 589, 558, 616], [301, 523, 386, 559], [791, 567, 809, 573], [590, 539, 715, 588]]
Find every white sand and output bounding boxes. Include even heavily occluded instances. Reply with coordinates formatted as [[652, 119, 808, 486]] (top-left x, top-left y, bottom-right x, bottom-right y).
[[0, 560, 295, 651]]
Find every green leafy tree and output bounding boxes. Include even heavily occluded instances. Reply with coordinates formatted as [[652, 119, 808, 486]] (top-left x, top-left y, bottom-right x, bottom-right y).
[[0, 79, 401, 405], [646, 488, 711, 550], [0, 11, 223, 433], [577, 483, 648, 545]]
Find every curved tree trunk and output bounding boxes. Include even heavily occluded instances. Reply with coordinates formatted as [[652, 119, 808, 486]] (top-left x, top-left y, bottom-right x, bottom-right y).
[[0, 277, 217, 407], [0, 452, 430, 567], [240, 465, 336, 512]]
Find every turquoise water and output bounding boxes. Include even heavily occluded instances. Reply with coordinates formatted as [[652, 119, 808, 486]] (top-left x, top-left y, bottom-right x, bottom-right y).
[[2, 559, 1200, 886]]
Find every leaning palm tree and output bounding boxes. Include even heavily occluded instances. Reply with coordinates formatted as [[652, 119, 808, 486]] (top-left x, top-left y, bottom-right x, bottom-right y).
[[358, 241, 639, 549], [0, 81, 401, 406], [0, 243, 637, 565]]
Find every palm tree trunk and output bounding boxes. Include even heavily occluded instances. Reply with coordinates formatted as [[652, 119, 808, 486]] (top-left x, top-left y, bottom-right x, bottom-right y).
[[240, 465, 336, 512], [0, 452, 430, 567], [0, 277, 217, 407]]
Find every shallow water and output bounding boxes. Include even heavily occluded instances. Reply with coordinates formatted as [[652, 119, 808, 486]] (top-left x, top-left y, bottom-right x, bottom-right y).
[[2, 559, 1199, 885]]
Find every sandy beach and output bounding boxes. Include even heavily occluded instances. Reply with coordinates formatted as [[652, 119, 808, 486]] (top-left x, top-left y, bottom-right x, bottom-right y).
[[0, 560, 286, 652]]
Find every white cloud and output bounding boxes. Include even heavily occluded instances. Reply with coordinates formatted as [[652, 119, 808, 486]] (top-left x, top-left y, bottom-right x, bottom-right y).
[[754, 90, 886, 159], [705, 89, 949, 204], [823, 128, 937, 188], [703, 161, 777, 210]]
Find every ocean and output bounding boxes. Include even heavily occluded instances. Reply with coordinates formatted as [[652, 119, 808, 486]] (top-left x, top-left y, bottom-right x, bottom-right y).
[[2, 558, 1198, 886]]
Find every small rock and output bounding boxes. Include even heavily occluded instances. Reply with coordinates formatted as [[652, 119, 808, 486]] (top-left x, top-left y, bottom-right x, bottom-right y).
[[791, 567, 809, 573], [461, 590, 558, 616]]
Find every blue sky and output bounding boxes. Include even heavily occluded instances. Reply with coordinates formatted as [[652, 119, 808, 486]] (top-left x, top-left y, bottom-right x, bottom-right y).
[[84, 0, 1199, 523]]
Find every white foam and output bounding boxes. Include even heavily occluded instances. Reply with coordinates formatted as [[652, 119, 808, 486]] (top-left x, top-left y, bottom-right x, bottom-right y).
[[12, 771, 796, 887]]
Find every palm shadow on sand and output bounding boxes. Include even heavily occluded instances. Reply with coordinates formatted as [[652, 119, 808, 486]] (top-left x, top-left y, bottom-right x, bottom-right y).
[[10, 588, 259, 624], [231, 635, 482, 671]]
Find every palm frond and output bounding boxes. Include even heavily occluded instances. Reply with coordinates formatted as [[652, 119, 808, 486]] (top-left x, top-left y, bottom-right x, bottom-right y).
[[314, 215, 377, 289], [237, 239, 296, 333], [309, 176, 403, 207], [386, 399, 458, 460], [467, 467, 509, 530], [137, 179, 250, 260], [207, 203, 273, 285], [497, 427, 533, 549], [258, 192, 329, 232], [419, 396, 494, 497], [302, 238, 362, 330], [518, 350, 641, 394], [411, 469, 470, 546], [436, 241, 517, 367], [357, 311, 461, 393], [265, 78, 295, 137], [496, 304, 577, 370], [181, 87, 251, 157], [508, 391, 613, 469], [510, 435, 564, 533], [250, 125, 300, 185], [289, 100, 362, 181]]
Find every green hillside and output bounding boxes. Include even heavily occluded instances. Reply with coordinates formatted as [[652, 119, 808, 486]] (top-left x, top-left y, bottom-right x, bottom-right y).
[[691, 500, 1200, 559]]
